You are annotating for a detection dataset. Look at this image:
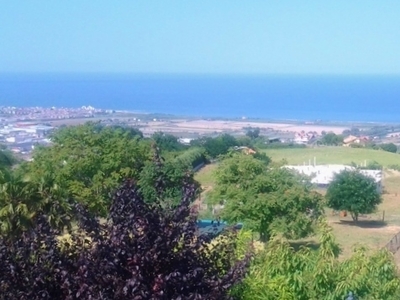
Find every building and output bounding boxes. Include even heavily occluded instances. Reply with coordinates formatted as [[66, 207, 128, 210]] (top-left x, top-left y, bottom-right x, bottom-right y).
[[284, 164, 382, 189]]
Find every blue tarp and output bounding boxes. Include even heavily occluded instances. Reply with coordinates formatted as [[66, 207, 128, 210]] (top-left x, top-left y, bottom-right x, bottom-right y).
[[196, 219, 243, 236]]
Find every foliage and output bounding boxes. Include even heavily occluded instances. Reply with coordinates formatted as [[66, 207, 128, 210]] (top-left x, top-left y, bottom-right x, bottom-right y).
[[343, 127, 361, 137], [0, 155, 250, 299], [245, 127, 260, 139], [235, 220, 400, 300], [235, 135, 252, 147], [138, 147, 201, 206], [191, 134, 238, 158], [19, 122, 151, 216], [0, 168, 71, 238], [350, 160, 382, 170], [388, 164, 400, 171], [0, 148, 17, 169], [260, 142, 307, 149], [251, 152, 271, 165], [173, 147, 208, 169], [380, 143, 398, 153], [326, 170, 382, 222], [151, 131, 187, 152], [208, 153, 324, 241], [320, 132, 344, 146]]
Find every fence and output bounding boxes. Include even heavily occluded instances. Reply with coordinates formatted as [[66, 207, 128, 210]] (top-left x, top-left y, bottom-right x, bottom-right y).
[[384, 231, 400, 254]]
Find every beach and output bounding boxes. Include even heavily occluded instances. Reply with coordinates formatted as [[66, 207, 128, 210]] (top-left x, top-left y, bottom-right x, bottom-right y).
[[137, 119, 349, 136]]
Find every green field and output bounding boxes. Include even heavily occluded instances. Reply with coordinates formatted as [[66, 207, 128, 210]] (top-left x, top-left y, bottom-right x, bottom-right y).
[[263, 147, 400, 167]]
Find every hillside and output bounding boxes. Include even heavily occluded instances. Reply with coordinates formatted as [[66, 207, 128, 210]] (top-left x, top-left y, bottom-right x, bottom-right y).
[[263, 147, 400, 167]]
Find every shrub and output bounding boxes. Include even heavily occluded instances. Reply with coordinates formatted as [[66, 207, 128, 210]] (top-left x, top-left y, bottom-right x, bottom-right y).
[[0, 154, 250, 299]]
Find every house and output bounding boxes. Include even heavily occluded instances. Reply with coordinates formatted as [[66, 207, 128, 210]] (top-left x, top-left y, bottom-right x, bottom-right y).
[[294, 131, 316, 144], [233, 146, 256, 155], [343, 135, 369, 146]]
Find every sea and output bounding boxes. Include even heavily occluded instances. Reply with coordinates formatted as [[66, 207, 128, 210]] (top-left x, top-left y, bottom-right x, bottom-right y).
[[0, 73, 399, 123]]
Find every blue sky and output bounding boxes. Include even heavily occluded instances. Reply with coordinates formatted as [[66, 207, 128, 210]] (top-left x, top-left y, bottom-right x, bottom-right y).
[[1, 1, 399, 74]]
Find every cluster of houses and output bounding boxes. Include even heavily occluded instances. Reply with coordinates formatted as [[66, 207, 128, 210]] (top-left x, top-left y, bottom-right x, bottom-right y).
[[0, 105, 111, 122], [291, 131, 372, 146], [293, 131, 318, 144], [0, 123, 54, 155]]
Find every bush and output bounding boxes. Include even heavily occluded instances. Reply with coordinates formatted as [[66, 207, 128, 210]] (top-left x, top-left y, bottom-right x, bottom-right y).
[[380, 143, 398, 153], [0, 155, 250, 299]]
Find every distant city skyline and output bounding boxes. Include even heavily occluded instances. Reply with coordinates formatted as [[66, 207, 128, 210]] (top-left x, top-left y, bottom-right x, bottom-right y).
[[1, 1, 400, 74]]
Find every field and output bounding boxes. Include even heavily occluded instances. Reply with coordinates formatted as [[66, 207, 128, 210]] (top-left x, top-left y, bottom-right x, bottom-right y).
[[194, 147, 400, 262], [263, 146, 400, 167]]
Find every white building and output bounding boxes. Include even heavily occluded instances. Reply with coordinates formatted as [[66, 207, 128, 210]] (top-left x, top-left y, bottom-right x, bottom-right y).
[[284, 164, 382, 187]]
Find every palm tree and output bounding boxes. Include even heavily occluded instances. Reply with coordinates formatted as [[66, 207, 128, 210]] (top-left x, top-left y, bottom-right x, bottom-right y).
[[0, 168, 36, 237], [0, 168, 73, 239]]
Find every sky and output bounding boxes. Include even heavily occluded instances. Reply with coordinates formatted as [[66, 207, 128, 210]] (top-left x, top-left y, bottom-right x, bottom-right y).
[[1, 1, 400, 74]]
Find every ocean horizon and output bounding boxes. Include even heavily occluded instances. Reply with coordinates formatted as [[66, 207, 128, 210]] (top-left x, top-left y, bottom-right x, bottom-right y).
[[1, 73, 399, 123]]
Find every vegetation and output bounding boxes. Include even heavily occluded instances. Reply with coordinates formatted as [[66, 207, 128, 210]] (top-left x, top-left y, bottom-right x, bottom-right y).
[[2, 123, 400, 299], [262, 147, 400, 167], [326, 170, 382, 222], [173, 147, 208, 169], [380, 143, 398, 153], [208, 153, 324, 241], [320, 132, 344, 146], [151, 131, 188, 152], [191, 134, 238, 158], [0, 156, 250, 299], [237, 221, 400, 300], [0, 147, 17, 169], [18, 122, 151, 216]]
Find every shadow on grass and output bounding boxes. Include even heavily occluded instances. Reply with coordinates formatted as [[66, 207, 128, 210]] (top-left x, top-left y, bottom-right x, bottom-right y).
[[290, 240, 321, 252], [334, 220, 387, 228]]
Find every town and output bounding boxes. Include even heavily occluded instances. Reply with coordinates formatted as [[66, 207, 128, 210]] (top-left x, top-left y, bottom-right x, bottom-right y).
[[1, 106, 400, 161]]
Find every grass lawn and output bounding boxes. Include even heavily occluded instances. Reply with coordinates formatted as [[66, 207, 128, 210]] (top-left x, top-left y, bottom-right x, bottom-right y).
[[263, 147, 400, 167], [323, 170, 400, 259], [194, 163, 218, 189]]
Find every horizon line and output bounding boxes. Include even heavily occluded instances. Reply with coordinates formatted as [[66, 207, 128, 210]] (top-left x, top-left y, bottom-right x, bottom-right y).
[[1, 71, 400, 77]]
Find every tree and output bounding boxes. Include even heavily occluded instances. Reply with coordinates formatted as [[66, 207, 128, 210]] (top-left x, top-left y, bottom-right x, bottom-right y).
[[138, 150, 201, 206], [245, 127, 260, 139], [320, 132, 344, 146], [0, 155, 250, 299], [235, 220, 400, 300], [151, 131, 186, 152], [326, 170, 382, 222], [0, 148, 17, 169], [0, 168, 71, 238], [193, 134, 238, 158], [380, 143, 397, 153], [20, 122, 151, 216], [208, 154, 324, 241]]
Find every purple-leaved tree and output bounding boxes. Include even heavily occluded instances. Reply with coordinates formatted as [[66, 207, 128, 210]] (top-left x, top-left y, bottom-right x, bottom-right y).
[[0, 147, 250, 299]]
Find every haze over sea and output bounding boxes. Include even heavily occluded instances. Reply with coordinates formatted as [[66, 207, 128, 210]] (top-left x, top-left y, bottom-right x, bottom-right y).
[[1, 74, 399, 123]]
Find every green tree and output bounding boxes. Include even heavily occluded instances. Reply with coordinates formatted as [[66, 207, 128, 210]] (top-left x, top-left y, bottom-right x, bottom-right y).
[[0, 168, 71, 238], [321, 132, 344, 146], [21, 122, 151, 216], [208, 154, 324, 241], [245, 127, 260, 139], [380, 143, 397, 153], [151, 131, 186, 152], [0, 148, 17, 169], [326, 170, 382, 222], [138, 158, 200, 207], [193, 134, 238, 158], [235, 220, 400, 300]]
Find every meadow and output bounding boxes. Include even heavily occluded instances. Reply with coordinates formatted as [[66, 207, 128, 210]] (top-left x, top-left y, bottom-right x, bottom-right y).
[[262, 146, 400, 167]]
